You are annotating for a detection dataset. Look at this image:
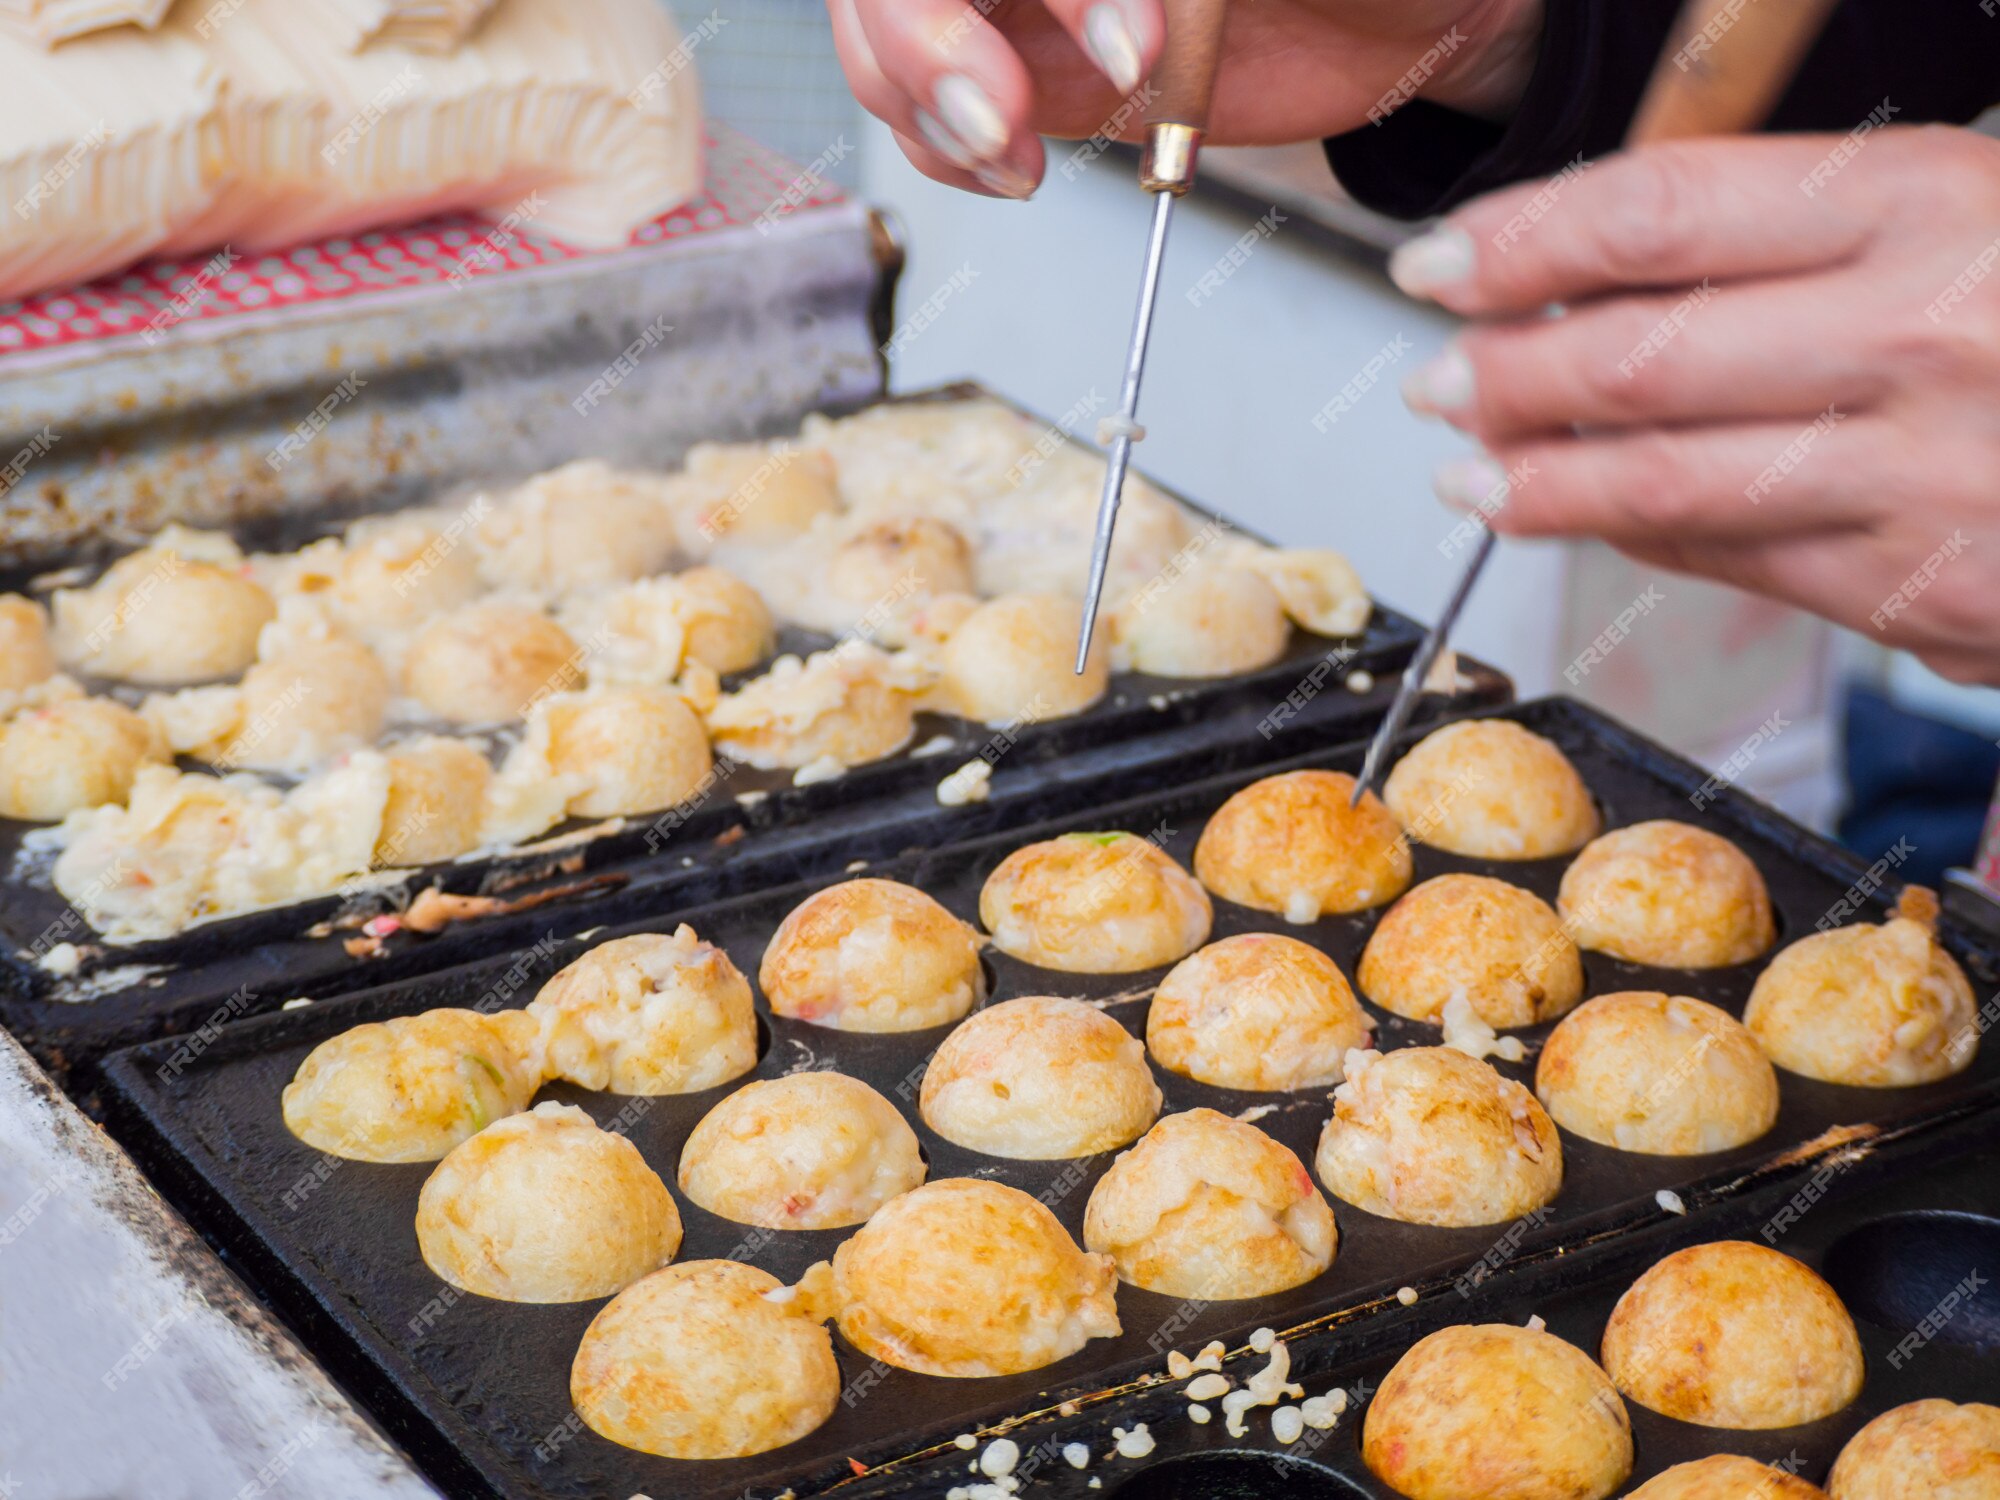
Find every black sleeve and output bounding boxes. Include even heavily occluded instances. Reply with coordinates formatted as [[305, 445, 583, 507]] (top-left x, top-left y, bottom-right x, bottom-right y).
[[1325, 0, 2000, 221]]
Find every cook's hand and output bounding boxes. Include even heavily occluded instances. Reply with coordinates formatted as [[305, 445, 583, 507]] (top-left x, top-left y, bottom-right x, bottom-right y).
[[826, 0, 1544, 197], [1397, 127, 2000, 685]]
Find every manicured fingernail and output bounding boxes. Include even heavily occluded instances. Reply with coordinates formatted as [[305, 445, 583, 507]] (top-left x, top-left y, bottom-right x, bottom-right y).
[[1434, 455, 1507, 514], [935, 74, 1008, 161], [1083, 3, 1143, 94], [1403, 342, 1475, 415], [974, 160, 1036, 199], [915, 109, 977, 169], [1389, 226, 1476, 298]]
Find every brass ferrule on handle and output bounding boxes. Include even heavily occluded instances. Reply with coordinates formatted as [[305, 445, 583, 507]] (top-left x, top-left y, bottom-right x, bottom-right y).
[[1139, 122, 1203, 194], [1138, 0, 1227, 191]]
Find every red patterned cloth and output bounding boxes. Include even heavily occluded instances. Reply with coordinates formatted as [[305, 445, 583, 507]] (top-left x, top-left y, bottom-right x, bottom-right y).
[[0, 123, 844, 357]]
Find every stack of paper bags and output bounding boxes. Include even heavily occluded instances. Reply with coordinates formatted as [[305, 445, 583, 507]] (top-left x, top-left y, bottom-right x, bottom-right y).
[[0, 0, 702, 304], [0, 22, 221, 302], [357, 0, 500, 52], [0, 0, 171, 46]]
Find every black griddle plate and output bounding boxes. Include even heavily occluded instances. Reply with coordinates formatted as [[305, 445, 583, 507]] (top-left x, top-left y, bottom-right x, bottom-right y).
[[945, 1108, 2000, 1500], [2, 379, 1500, 1086], [99, 697, 2000, 1500]]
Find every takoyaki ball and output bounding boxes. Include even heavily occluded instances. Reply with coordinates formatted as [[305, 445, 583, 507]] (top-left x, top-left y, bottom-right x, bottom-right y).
[[0, 594, 57, 690], [1232, 545, 1373, 637], [1629, 1456, 1830, 1500], [403, 603, 581, 725], [1316, 1046, 1563, 1228], [216, 636, 391, 771], [1382, 719, 1599, 860], [1110, 564, 1291, 679], [1829, 1400, 2000, 1500], [1602, 1241, 1864, 1429], [795, 396, 1027, 514], [827, 516, 974, 615], [1194, 770, 1412, 922], [1083, 1108, 1335, 1299], [758, 878, 985, 1032], [674, 566, 776, 674], [937, 594, 1109, 727], [327, 510, 485, 640], [1745, 888, 1978, 1087], [677, 440, 842, 545], [473, 460, 679, 594], [376, 737, 493, 866], [50, 765, 261, 941], [678, 1073, 925, 1230], [1359, 874, 1585, 1029], [1147, 933, 1372, 1092], [920, 996, 1161, 1158], [1363, 1324, 1632, 1500], [416, 1101, 681, 1302], [873, 589, 980, 651], [1535, 993, 1779, 1156], [281, 1007, 545, 1163], [978, 831, 1212, 974], [1559, 821, 1776, 969], [528, 926, 758, 1095], [556, 568, 776, 687], [812, 1177, 1120, 1377], [53, 546, 276, 686], [572, 1260, 839, 1460], [0, 695, 167, 820], [704, 643, 916, 771], [527, 686, 712, 818]]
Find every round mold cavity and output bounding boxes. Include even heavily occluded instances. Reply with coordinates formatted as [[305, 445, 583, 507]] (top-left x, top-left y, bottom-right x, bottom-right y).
[[1821, 1210, 2000, 1354], [1107, 1450, 1368, 1500]]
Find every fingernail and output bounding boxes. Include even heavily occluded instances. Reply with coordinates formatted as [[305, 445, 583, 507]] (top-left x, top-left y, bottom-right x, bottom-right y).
[[915, 108, 978, 169], [974, 160, 1037, 199], [1403, 342, 1475, 415], [1083, 3, 1143, 94], [935, 74, 1008, 161], [1434, 455, 1507, 514], [1389, 226, 1476, 299]]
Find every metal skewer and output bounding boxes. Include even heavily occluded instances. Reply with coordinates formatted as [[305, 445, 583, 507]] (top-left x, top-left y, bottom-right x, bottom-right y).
[[1074, 0, 1230, 673], [1349, 525, 1492, 804], [1077, 189, 1174, 673], [1345, 0, 1841, 803]]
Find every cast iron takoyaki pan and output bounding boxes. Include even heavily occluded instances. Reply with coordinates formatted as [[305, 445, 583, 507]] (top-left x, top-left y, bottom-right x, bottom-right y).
[[99, 696, 1997, 1500]]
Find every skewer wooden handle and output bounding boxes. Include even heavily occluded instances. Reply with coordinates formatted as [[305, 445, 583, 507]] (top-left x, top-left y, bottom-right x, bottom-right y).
[[1143, 0, 1229, 131], [1629, 0, 1841, 143]]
